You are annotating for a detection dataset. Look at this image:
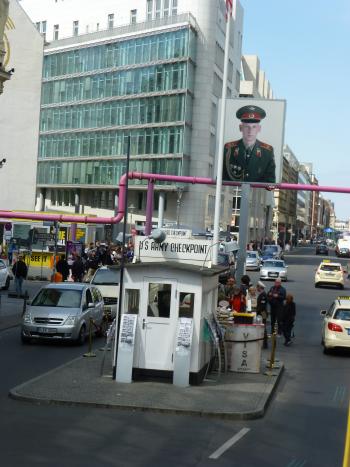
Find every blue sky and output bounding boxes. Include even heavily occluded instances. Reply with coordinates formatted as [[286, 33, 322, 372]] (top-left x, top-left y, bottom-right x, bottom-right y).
[[239, 0, 350, 219]]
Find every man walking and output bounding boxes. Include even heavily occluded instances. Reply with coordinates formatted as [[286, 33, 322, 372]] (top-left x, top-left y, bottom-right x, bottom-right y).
[[256, 281, 268, 348], [267, 278, 286, 335], [12, 254, 28, 297]]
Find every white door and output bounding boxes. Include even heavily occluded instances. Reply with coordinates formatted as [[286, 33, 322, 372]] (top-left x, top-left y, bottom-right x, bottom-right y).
[[138, 278, 177, 371]]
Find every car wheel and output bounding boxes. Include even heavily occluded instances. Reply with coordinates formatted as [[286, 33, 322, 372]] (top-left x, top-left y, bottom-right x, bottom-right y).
[[21, 334, 31, 345], [76, 325, 86, 346], [339, 284, 344, 290], [3, 277, 10, 290], [323, 345, 331, 355]]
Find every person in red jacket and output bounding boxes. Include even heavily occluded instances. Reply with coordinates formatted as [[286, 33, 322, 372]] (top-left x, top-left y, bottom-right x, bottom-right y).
[[230, 286, 246, 312]]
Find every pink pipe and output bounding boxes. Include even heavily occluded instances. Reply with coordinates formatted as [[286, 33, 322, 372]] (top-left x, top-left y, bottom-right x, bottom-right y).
[[0, 171, 349, 225]]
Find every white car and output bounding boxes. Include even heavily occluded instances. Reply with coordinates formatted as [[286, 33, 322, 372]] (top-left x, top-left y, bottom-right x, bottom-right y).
[[90, 266, 120, 319], [0, 259, 12, 290], [315, 260, 344, 289], [245, 251, 261, 271], [260, 259, 288, 281], [321, 296, 350, 353]]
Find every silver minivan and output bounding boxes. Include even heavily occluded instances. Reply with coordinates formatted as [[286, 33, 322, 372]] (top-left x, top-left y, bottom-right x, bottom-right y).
[[21, 283, 105, 344]]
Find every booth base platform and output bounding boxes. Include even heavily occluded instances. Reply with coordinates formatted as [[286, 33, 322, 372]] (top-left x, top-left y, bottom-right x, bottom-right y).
[[10, 351, 283, 420]]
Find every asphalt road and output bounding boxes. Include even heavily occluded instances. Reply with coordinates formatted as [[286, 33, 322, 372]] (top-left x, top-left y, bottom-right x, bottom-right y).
[[0, 247, 349, 467]]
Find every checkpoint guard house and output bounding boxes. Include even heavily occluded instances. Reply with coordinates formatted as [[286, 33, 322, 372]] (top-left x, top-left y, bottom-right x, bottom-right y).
[[120, 233, 229, 385]]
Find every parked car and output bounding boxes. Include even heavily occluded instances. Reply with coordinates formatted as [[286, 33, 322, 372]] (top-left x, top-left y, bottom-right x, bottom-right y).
[[321, 296, 350, 353], [260, 259, 288, 281], [21, 283, 105, 344], [0, 259, 12, 290], [90, 266, 120, 319], [245, 251, 261, 271], [316, 244, 329, 255], [261, 245, 284, 260]]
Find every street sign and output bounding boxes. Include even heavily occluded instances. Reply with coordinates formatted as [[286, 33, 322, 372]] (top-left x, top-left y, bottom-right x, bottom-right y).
[[34, 232, 56, 243]]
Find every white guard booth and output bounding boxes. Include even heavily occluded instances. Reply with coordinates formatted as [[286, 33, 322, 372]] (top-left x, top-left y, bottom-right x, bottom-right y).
[[119, 235, 228, 385]]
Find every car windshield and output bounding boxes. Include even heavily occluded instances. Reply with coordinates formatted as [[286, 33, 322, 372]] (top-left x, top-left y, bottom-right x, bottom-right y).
[[91, 268, 120, 285], [264, 261, 284, 268], [333, 309, 350, 321], [263, 246, 277, 253], [32, 288, 82, 308], [246, 253, 257, 258], [320, 265, 341, 272]]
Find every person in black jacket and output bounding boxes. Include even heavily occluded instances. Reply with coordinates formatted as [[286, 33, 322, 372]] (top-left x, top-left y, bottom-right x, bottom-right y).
[[256, 281, 268, 348], [56, 255, 70, 281], [267, 278, 286, 335], [281, 294, 296, 346], [71, 255, 85, 282], [12, 255, 28, 296]]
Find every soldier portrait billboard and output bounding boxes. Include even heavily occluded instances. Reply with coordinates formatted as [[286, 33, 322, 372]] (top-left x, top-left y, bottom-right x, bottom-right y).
[[221, 99, 286, 184]]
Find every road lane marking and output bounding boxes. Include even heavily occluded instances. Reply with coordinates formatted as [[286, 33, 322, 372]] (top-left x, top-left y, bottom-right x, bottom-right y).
[[333, 385, 347, 407], [343, 402, 350, 467], [287, 460, 307, 467], [208, 428, 250, 460]]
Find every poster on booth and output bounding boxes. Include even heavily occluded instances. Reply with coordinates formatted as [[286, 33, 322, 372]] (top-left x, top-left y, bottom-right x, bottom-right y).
[[219, 98, 286, 185]]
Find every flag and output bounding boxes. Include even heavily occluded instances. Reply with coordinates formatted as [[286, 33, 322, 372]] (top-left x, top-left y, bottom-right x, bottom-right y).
[[226, 0, 233, 19]]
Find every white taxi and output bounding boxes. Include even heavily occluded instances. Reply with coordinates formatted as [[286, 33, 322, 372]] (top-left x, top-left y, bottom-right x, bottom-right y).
[[321, 297, 350, 353], [314, 259, 344, 289]]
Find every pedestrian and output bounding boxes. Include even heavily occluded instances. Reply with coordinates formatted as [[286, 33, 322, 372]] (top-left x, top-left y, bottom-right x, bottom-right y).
[[229, 286, 246, 312], [267, 278, 286, 335], [246, 286, 257, 312], [71, 255, 85, 282], [12, 254, 28, 297], [56, 255, 70, 281], [240, 274, 251, 296], [281, 294, 296, 346], [256, 281, 268, 348]]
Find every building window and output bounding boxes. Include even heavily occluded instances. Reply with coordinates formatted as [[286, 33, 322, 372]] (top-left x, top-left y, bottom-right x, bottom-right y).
[[163, 0, 170, 17], [73, 20, 79, 36], [155, 0, 161, 18], [36, 21, 47, 41], [53, 24, 59, 40], [146, 0, 153, 21], [130, 9, 137, 24], [171, 0, 178, 15], [108, 13, 114, 29]]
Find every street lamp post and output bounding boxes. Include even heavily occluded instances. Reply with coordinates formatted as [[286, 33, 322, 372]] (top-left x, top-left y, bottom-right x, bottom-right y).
[[128, 203, 135, 229], [176, 186, 184, 228]]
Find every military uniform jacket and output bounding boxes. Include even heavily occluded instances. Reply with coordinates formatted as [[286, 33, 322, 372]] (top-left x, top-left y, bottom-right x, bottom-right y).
[[222, 139, 276, 183]]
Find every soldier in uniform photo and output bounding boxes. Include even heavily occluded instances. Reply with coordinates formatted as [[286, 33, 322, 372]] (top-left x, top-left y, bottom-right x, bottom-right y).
[[222, 105, 276, 183]]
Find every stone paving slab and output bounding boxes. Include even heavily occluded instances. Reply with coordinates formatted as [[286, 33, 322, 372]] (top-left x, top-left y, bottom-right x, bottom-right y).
[[9, 351, 283, 420]]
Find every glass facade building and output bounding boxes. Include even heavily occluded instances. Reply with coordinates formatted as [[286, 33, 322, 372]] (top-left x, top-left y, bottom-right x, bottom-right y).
[[37, 25, 196, 193]]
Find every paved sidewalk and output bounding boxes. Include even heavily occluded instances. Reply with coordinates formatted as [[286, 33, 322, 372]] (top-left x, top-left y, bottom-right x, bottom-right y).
[[9, 349, 283, 420]]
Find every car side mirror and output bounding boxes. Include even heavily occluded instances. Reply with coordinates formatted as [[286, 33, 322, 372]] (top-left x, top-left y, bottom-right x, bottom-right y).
[[320, 310, 327, 316], [285, 265, 288, 268], [88, 302, 95, 308], [26, 299, 31, 306]]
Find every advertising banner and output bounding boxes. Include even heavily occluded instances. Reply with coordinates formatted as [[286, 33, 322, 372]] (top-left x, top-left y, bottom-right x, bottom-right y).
[[220, 98, 286, 184]]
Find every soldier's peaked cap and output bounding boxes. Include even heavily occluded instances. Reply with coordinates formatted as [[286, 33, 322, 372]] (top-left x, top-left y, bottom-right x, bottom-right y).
[[236, 105, 266, 123]]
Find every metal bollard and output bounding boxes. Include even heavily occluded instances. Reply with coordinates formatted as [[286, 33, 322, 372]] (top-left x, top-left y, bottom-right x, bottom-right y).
[[83, 317, 96, 358], [264, 324, 280, 375]]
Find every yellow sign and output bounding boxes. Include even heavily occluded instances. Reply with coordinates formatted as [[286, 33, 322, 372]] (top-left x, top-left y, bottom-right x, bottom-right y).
[[24, 252, 53, 268]]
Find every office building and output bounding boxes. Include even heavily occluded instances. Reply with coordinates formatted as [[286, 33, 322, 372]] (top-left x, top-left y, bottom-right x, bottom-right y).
[[20, 0, 244, 233]]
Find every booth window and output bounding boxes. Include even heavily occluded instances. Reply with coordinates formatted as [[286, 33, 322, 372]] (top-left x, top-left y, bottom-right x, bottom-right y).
[[179, 292, 194, 318], [125, 289, 140, 314], [148, 283, 171, 318]]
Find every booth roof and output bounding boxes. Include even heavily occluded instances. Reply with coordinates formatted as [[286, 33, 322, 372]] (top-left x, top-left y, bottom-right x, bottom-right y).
[[125, 261, 229, 277]]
